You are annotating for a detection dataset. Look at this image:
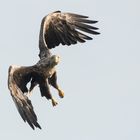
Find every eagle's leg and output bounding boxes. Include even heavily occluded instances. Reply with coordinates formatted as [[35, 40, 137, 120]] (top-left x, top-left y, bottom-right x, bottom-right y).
[[30, 78, 38, 92], [28, 77, 38, 96], [51, 98, 58, 106], [40, 79, 58, 106], [48, 71, 64, 98]]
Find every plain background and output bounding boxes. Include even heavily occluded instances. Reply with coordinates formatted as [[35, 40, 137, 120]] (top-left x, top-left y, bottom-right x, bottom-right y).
[[0, 0, 140, 140]]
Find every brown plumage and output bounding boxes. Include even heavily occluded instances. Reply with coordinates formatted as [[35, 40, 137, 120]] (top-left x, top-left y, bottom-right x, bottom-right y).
[[8, 11, 100, 130], [39, 11, 100, 58], [8, 56, 60, 129]]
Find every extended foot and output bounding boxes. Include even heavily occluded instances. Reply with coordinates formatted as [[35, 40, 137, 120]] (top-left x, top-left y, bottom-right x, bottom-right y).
[[58, 89, 64, 98], [51, 98, 58, 106]]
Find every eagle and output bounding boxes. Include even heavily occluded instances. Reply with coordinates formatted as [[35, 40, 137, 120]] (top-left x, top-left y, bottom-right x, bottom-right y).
[[8, 11, 100, 130]]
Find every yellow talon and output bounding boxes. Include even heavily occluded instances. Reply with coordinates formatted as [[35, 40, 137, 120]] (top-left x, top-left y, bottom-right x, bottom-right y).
[[51, 98, 58, 106], [58, 89, 64, 98]]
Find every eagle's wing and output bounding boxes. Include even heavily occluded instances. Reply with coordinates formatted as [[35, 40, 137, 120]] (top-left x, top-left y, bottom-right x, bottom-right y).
[[42, 11, 100, 49], [8, 65, 41, 130]]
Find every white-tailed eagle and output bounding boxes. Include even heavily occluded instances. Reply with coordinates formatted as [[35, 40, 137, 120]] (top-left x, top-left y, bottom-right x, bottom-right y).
[[8, 11, 100, 129]]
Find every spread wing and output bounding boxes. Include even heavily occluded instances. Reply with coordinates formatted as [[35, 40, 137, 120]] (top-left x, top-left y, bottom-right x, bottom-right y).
[[8, 65, 41, 130], [41, 11, 100, 49]]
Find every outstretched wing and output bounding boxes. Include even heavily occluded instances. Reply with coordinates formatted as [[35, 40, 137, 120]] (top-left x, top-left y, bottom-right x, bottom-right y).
[[41, 11, 100, 49], [8, 65, 41, 130]]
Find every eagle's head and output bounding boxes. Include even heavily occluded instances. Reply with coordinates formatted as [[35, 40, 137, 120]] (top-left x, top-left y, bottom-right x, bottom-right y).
[[50, 55, 60, 66]]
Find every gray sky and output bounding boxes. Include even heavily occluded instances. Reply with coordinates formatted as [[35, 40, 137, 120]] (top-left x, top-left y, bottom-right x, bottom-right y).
[[0, 0, 140, 139]]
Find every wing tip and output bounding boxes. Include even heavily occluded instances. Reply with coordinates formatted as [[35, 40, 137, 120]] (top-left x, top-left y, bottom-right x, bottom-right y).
[[11, 91, 42, 130]]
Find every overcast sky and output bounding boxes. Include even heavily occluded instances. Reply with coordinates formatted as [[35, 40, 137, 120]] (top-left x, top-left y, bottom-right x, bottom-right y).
[[0, 0, 140, 140]]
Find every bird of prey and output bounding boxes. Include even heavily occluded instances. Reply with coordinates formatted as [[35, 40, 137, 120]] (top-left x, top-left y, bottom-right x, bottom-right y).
[[8, 11, 100, 130]]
